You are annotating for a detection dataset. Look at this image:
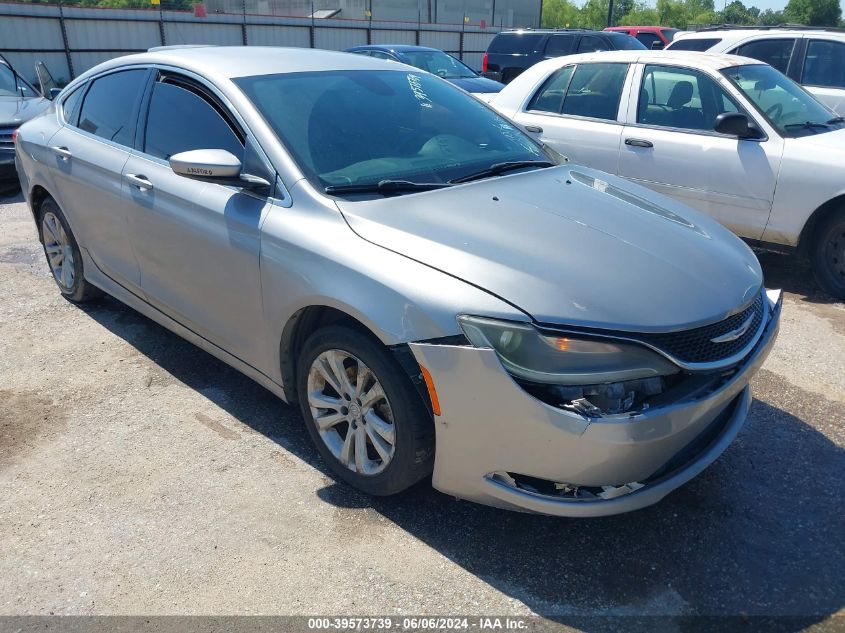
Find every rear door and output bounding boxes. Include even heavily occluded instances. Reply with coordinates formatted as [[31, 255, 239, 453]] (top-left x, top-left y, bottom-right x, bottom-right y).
[[617, 63, 782, 239], [799, 38, 845, 115], [511, 61, 632, 173], [122, 71, 275, 365], [46, 68, 151, 292]]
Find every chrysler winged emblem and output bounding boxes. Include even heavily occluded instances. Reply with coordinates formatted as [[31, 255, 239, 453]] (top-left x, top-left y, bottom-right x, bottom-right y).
[[711, 313, 755, 344]]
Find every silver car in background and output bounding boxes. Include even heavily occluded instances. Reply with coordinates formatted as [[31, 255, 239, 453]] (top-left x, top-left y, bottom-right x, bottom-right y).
[[15, 47, 781, 516]]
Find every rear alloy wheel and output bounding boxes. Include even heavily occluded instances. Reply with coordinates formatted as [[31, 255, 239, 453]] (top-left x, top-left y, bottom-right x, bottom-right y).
[[297, 325, 434, 496], [812, 210, 845, 300], [38, 197, 102, 303]]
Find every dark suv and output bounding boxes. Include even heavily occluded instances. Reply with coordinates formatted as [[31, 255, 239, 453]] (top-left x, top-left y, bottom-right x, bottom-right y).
[[482, 29, 646, 84]]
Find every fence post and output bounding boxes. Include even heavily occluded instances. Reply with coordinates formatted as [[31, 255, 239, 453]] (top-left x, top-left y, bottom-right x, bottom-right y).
[[158, 5, 166, 46], [309, 0, 315, 49], [57, 0, 74, 79], [241, 0, 247, 44]]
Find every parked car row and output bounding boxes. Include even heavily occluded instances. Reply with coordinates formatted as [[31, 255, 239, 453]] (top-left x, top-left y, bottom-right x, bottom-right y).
[[15, 45, 782, 517]]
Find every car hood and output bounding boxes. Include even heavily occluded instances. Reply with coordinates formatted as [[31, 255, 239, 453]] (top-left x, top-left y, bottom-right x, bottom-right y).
[[447, 76, 504, 94], [786, 126, 845, 151], [336, 166, 763, 332], [0, 95, 50, 127]]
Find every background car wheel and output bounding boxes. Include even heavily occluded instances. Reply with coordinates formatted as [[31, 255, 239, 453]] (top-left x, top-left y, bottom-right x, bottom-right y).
[[296, 325, 434, 496], [38, 197, 102, 303], [812, 209, 845, 300]]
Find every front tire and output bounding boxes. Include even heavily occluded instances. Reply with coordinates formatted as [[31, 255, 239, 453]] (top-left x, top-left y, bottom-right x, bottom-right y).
[[38, 197, 102, 303], [296, 325, 434, 496], [812, 209, 845, 300]]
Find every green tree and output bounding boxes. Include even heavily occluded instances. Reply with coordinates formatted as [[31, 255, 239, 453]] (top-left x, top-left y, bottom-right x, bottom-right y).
[[541, 0, 582, 27], [757, 8, 787, 23], [784, 0, 842, 25], [721, 0, 754, 23]]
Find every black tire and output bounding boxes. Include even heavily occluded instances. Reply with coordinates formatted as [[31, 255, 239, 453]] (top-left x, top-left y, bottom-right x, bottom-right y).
[[296, 325, 434, 496], [811, 209, 845, 301], [37, 196, 102, 303]]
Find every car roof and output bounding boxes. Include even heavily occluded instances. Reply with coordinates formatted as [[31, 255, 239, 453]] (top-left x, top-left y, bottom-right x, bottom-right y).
[[73, 46, 407, 83], [675, 28, 845, 41], [495, 28, 596, 35], [347, 45, 441, 53], [605, 26, 666, 31], [528, 49, 762, 70]]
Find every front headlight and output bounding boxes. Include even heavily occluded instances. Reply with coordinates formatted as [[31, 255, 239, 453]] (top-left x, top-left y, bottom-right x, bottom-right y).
[[458, 315, 678, 385]]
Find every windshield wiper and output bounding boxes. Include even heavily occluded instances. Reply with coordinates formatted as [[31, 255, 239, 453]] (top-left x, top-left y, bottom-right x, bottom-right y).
[[827, 116, 845, 124], [449, 160, 555, 184], [784, 120, 830, 130], [324, 180, 452, 196]]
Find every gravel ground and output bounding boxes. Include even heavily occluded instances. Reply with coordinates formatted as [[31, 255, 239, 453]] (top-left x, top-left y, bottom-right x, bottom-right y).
[[0, 187, 843, 629]]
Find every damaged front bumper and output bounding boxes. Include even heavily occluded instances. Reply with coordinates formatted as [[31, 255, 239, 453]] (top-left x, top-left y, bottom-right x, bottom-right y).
[[409, 290, 782, 517]]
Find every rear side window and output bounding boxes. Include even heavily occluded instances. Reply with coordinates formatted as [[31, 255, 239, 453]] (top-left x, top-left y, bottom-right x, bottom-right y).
[[61, 84, 85, 127], [606, 32, 647, 50], [802, 39, 845, 88], [733, 38, 796, 74], [77, 69, 148, 147], [561, 63, 628, 120], [667, 38, 721, 52], [143, 81, 243, 160], [488, 33, 544, 54], [528, 65, 575, 113], [545, 34, 576, 57], [578, 35, 610, 53]]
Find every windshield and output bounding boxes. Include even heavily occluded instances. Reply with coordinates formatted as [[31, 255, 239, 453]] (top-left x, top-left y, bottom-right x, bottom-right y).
[[235, 70, 548, 195], [401, 50, 476, 79], [0, 63, 38, 98], [722, 64, 843, 137]]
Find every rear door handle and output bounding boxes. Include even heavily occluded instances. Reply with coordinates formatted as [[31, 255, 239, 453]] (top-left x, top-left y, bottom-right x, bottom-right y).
[[126, 173, 154, 191], [625, 138, 653, 148], [524, 125, 543, 133], [50, 145, 72, 160]]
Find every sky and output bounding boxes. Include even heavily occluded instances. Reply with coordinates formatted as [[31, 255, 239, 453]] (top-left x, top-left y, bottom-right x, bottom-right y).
[[576, 0, 845, 11]]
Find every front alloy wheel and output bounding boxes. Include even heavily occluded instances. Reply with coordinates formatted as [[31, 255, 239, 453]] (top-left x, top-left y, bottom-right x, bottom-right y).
[[296, 325, 434, 496], [307, 349, 396, 476]]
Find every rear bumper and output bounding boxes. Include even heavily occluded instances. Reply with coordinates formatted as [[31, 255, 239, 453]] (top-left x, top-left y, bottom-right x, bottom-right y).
[[409, 290, 781, 517]]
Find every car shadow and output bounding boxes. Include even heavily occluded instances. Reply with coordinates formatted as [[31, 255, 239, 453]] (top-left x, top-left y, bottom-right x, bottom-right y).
[[73, 295, 845, 629], [756, 249, 841, 307]]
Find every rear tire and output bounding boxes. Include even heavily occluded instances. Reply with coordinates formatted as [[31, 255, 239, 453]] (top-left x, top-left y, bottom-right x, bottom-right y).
[[811, 209, 845, 300], [38, 196, 102, 303], [296, 325, 434, 496]]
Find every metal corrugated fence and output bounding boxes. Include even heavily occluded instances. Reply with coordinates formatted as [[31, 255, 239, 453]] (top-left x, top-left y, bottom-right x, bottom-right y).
[[0, 0, 540, 85]]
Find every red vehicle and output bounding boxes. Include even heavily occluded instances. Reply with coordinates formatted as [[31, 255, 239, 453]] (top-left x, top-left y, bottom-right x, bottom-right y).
[[603, 26, 681, 49]]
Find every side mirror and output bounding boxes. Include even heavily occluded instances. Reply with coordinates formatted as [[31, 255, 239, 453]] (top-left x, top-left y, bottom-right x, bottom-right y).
[[651, 41, 665, 50], [169, 149, 271, 190], [714, 112, 761, 139], [49, 88, 61, 100]]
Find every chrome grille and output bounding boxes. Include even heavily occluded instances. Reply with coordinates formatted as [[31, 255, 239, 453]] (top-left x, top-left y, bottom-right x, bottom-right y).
[[634, 292, 765, 365], [0, 126, 16, 152]]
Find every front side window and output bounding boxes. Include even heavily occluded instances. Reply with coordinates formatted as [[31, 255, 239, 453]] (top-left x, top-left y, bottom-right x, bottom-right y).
[[802, 39, 845, 88], [235, 70, 546, 192], [545, 34, 576, 57], [578, 35, 610, 53], [78, 69, 148, 147], [527, 65, 575, 113], [723, 63, 843, 137], [143, 80, 243, 160], [370, 51, 394, 61], [638, 64, 740, 132], [401, 50, 475, 79], [733, 38, 796, 74], [560, 63, 628, 120]]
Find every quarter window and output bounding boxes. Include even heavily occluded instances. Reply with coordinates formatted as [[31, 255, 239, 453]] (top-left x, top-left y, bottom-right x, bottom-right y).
[[77, 69, 148, 147], [61, 84, 85, 127], [143, 81, 243, 160], [638, 65, 741, 132], [802, 39, 845, 88], [561, 63, 628, 120], [733, 38, 796, 74]]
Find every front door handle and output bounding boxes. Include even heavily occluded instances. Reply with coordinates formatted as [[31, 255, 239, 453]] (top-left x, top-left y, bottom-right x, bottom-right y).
[[126, 173, 154, 191], [524, 125, 543, 133], [51, 145, 72, 160], [625, 138, 654, 148]]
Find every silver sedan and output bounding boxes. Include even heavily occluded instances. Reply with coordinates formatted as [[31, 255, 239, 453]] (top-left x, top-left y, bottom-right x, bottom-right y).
[[15, 47, 781, 516]]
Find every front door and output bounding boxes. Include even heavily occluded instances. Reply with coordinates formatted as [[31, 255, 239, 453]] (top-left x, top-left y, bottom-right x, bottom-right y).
[[512, 62, 632, 174], [618, 63, 782, 239], [123, 74, 273, 366]]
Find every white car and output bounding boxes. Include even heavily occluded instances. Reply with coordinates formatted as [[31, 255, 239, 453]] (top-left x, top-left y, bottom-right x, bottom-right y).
[[667, 27, 845, 114], [487, 50, 845, 299]]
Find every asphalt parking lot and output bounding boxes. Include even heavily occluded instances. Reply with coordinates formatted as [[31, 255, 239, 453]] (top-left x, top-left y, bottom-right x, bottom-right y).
[[1, 186, 843, 629]]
